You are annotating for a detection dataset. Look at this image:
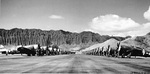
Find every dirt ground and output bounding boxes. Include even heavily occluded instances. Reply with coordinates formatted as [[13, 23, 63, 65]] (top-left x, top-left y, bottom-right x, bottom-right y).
[[0, 54, 150, 74]]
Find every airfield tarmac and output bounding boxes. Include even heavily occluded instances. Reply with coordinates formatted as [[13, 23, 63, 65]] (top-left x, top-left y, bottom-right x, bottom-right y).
[[0, 54, 150, 74]]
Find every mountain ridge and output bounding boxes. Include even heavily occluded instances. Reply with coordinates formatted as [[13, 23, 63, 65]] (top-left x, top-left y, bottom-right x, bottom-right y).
[[0, 28, 126, 46]]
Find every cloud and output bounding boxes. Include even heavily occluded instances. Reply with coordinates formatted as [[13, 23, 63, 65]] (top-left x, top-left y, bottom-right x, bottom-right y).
[[90, 14, 140, 32], [112, 23, 150, 37], [144, 6, 150, 21], [84, 29, 96, 33], [128, 23, 150, 36], [89, 14, 150, 37], [49, 15, 64, 19]]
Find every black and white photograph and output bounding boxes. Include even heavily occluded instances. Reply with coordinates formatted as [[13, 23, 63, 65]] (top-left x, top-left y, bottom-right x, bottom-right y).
[[0, 0, 150, 73]]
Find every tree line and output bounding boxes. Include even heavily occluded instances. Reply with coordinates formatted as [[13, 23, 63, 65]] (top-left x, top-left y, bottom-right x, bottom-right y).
[[0, 28, 126, 46]]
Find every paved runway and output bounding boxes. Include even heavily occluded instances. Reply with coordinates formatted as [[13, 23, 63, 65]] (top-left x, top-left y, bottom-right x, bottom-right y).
[[0, 54, 150, 74]]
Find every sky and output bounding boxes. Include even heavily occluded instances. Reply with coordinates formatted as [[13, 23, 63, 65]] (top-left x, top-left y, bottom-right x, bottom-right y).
[[1, 0, 150, 37]]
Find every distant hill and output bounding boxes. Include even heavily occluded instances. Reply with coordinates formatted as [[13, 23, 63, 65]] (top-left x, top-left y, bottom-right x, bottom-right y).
[[132, 33, 150, 51], [0, 28, 126, 46], [112, 33, 150, 51], [82, 38, 120, 52]]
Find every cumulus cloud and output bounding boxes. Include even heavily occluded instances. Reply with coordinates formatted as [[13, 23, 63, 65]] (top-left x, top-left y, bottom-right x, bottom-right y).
[[89, 14, 150, 37], [49, 15, 64, 19], [84, 29, 96, 33], [144, 6, 150, 21], [128, 23, 150, 36], [90, 14, 140, 32], [112, 23, 150, 37]]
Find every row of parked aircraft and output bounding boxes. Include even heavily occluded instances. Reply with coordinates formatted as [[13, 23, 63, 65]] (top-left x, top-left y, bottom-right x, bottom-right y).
[[81, 38, 150, 58], [0, 44, 76, 56], [1, 38, 150, 58]]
